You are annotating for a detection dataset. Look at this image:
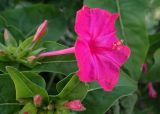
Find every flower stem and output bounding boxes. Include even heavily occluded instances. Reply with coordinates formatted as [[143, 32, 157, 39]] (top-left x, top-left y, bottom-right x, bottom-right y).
[[39, 47, 75, 57]]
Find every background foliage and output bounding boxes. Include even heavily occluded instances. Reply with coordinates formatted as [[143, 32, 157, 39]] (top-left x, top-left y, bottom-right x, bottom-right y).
[[0, 0, 160, 114]]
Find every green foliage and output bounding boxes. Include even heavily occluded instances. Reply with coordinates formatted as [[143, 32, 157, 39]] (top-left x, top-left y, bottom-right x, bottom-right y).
[[6, 66, 49, 102], [78, 71, 137, 114], [0, 4, 67, 41], [0, 0, 159, 114]]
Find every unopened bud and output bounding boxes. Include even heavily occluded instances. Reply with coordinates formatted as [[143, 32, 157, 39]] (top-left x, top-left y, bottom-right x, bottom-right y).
[[27, 55, 36, 63], [47, 104, 53, 110], [33, 20, 48, 43], [141, 63, 148, 74], [148, 82, 157, 99], [4, 29, 10, 40], [33, 95, 42, 106], [64, 100, 86, 111]]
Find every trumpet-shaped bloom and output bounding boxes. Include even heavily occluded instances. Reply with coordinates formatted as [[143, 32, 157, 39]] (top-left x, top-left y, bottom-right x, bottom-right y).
[[74, 6, 130, 91], [39, 6, 130, 91]]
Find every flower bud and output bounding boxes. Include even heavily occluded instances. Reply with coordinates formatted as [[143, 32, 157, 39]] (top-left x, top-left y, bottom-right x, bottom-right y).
[[4, 29, 10, 40], [27, 55, 36, 63], [141, 63, 148, 74], [148, 82, 157, 99], [33, 95, 42, 106], [64, 100, 86, 111], [33, 20, 48, 43], [47, 104, 53, 110]]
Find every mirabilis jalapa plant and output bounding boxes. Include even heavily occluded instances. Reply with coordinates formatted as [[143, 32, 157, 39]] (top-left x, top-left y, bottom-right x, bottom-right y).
[[2, 6, 130, 114]]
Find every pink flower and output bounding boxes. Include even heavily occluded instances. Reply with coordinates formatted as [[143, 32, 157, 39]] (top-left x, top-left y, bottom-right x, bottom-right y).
[[33, 20, 48, 43], [39, 6, 130, 91], [148, 82, 157, 99], [64, 100, 86, 111], [141, 63, 148, 74]]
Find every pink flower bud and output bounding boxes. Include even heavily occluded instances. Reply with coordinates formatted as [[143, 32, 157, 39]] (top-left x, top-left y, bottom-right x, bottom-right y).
[[148, 82, 157, 99], [64, 100, 86, 111], [33, 20, 48, 43], [141, 63, 148, 74], [33, 95, 42, 106]]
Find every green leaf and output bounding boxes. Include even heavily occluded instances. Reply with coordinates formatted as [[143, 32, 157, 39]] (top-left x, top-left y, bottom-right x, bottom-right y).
[[0, 4, 67, 41], [145, 48, 160, 81], [84, 0, 149, 80], [19, 103, 37, 114], [0, 16, 25, 42], [51, 75, 88, 101], [56, 74, 72, 93], [120, 94, 138, 114], [78, 71, 137, 114], [0, 72, 46, 114], [32, 61, 77, 75], [16, 37, 33, 58], [0, 103, 21, 114], [0, 75, 21, 114], [148, 33, 160, 54], [6, 66, 49, 102]]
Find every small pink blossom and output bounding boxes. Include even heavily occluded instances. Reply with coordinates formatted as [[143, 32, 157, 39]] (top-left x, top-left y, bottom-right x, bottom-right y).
[[33, 20, 48, 43], [148, 82, 157, 99], [141, 63, 148, 74], [33, 95, 42, 106], [64, 100, 86, 111], [39, 6, 130, 91]]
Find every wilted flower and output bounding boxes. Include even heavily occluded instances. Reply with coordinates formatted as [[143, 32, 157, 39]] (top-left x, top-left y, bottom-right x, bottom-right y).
[[32, 20, 48, 43], [39, 6, 130, 91], [64, 100, 86, 111], [148, 82, 157, 99]]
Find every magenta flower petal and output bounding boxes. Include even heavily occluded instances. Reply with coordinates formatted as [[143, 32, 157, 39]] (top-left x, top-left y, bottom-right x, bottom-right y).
[[74, 6, 130, 91], [75, 39, 95, 82]]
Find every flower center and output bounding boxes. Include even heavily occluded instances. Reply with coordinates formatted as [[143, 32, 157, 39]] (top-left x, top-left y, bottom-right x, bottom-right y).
[[112, 40, 123, 50]]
